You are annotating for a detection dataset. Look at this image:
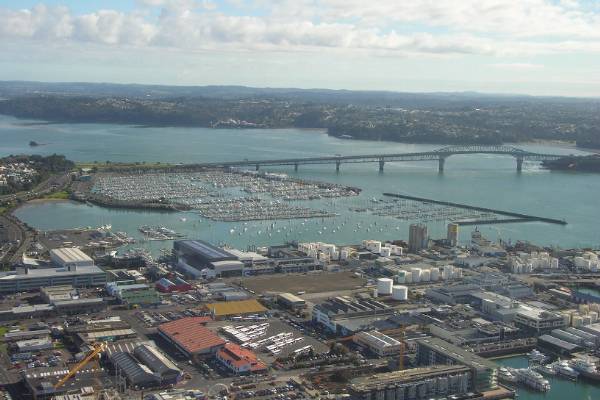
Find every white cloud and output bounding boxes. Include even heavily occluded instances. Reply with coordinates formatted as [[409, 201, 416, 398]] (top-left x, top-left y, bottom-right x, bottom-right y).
[[0, 0, 599, 58], [491, 63, 545, 71]]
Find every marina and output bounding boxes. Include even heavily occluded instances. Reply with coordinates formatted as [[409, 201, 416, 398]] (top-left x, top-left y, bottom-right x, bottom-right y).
[[86, 170, 357, 222]]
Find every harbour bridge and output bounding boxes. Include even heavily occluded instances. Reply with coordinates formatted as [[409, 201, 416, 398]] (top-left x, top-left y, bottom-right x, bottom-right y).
[[198, 145, 565, 173]]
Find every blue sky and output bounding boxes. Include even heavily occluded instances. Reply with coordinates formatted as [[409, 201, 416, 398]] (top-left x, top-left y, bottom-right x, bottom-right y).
[[0, 0, 599, 96]]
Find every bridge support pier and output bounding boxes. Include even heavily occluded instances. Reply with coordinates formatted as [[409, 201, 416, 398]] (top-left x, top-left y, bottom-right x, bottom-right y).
[[516, 157, 523, 172], [294, 163, 298, 172], [255, 164, 260, 171], [335, 160, 341, 173], [379, 159, 385, 172], [438, 157, 446, 173]]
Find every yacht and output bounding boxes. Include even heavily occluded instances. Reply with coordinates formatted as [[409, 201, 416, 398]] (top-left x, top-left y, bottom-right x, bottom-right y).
[[514, 368, 551, 392], [570, 357, 600, 381], [553, 360, 579, 380], [498, 367, 518, 383], [528, 349, 549, 364]]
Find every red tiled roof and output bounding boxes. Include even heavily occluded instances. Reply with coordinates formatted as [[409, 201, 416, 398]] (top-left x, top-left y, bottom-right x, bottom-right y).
[[217, 343, 267, 371], [158, 317, 224, 354]]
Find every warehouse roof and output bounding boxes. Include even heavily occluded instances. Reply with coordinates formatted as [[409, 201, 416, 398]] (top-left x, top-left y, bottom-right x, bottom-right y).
[[175, 240, 236, 261], [50, 248, 93, 264], [217, 343, 266, 372], [158, 317, 225, 355], [134, 344, 180, 377], [539, 334, 581, 351], [205, 299, 267, 317]]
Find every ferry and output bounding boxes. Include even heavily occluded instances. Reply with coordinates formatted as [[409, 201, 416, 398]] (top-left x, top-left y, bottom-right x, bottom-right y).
[[514, 368, 551, 392]]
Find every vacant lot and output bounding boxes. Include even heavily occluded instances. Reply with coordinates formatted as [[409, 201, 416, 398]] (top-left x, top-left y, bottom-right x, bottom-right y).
[[233, 271, 366, 294]]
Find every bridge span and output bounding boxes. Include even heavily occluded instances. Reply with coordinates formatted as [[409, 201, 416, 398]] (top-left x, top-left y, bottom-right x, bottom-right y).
[[196, 145, 564, 173]]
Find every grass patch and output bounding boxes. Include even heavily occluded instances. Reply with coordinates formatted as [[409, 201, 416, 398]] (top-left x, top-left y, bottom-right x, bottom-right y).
[[0, 206, 7, 215], [42, 190, 70, 200]]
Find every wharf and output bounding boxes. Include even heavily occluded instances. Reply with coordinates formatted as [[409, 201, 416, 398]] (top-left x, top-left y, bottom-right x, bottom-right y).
[[383, 193, 567, 225]]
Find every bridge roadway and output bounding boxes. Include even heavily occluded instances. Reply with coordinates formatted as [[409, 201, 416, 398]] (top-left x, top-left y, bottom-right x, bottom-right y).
[[193, 145, 564, 173]]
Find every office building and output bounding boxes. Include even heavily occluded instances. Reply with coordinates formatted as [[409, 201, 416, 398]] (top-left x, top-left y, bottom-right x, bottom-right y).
[[408, 224, 428, 253], [216, 343, 267, 374], [349, 365, 473, 400], [447, 223, 459, 246]]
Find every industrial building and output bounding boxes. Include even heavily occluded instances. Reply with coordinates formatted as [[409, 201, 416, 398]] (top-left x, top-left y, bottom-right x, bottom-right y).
[[106, 281, 160, 306], [49, 248, 94, 269], [155, 277, 193, 293], [277, 292, 306, 310], [349, 365, 473, 400], [158, 317, 225, 361], [0, 263, 107, 294], [110, 351, 160, 389], [205, 299, 267, 319], [312, 296, 394, 334], [174, 240, 243, 278], [215, 343, 267, 374], [416, 337, 498, 392], [353, 330, 402, 357], [513, 306, 566, 334]]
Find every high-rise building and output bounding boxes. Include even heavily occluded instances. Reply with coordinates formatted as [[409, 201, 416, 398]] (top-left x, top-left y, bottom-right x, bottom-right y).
[[447, 223, 459, 246], [408, 223, 428, 253]]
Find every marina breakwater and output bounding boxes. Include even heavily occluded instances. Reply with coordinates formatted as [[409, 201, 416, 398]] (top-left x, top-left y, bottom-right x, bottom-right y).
[[382, 193, 567, 226]]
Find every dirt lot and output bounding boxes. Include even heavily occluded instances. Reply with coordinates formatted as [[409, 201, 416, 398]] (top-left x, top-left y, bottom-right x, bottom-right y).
[[232, 271, 367, 294]]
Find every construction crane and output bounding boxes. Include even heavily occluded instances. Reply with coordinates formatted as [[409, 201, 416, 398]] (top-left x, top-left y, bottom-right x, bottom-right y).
[[54, 342, 107, 389]]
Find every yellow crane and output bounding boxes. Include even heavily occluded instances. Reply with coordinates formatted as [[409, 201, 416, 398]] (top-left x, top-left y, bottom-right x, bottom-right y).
[[54, 342, 107, 389]]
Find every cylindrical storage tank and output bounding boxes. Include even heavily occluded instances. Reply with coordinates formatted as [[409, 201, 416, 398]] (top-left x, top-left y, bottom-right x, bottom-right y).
[[572, 315, 584, 327], [421, 269, 431, 282], [590, 311, 598, 323], [430, 268, 440, 281], [583, 315, 592, 325], [579, 304, 590, 314], [380, 247, 391, 257], [392, 285, 408, 301], [411, 268, 421, 283], [561, 312, 571, 326], [404, 273, 413, 284], [395, 272, 406, 284], [373, 288, 378, 298], [377, 278, 393, 295]]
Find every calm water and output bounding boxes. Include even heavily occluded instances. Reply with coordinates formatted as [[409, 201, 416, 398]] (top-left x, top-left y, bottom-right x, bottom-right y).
[[496, 355, 600, 400], [1, 115, 598, 252]]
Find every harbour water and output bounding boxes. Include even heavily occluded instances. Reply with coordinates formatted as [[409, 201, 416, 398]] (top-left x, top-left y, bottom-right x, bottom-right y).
[[1, 115, 599, 252], [496, 355, 600, 400]]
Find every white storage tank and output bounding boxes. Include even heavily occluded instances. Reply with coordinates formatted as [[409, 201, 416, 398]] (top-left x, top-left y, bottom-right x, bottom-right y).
[[395, 271, 406, 284], [430, 268, 440, 281], [377, 278, 393, 295], [392, 285, 408, 301], [421, 269, 431, 282], [380, 247, 392, 257], [411, 268, 422, 283], [572, 315, 584, 327], [404, 273, 413, 284]]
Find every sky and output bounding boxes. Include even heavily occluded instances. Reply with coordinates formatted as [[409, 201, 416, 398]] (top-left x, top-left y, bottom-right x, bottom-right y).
[[0, 0, 599, 97]]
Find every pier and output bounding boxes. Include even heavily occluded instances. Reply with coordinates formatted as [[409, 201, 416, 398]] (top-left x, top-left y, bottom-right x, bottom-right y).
[[382, 192, 567, 225], [195, 145, 563, 173]]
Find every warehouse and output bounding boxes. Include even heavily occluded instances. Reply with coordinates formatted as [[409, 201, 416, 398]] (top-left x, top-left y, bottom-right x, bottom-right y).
[[312, 296, 393, 334], [0, 264, 107, 293], [205, 299, 267, 319], [174, 240, 243, 277], [277, 293, 306, 310], [110, 351, 160, 389], [133, 344, 182, 385], [50, 248, 94, 269], [155, 277, 193, 293], [158, 317, 226, 360], [353, 330, 402, 357]]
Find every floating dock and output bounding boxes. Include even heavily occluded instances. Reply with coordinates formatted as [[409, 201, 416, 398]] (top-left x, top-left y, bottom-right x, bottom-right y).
[[382, 193, 567, 225]]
